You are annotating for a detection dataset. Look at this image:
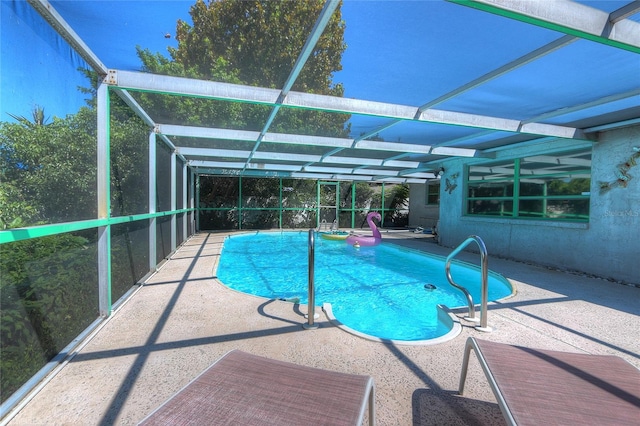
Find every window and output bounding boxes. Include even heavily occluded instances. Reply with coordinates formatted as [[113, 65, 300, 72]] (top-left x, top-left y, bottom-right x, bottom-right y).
[[426, 182, 440, 205], [466, 148, 591, 221]]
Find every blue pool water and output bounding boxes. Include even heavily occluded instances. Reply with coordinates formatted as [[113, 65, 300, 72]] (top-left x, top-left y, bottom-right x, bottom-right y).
[[217, 231, 512, 341]]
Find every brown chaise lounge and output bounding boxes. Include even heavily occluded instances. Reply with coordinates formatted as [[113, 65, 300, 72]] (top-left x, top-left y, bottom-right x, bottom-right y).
[[138, 349, 375, 425], [459, 337, 640, 425]]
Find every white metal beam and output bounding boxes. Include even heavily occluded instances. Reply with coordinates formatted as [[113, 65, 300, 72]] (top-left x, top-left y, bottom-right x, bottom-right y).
[[158, 123, 459, 155], [177, 147, 420, 168], [113, 71, 588, 141], [448, 0, 640, 53], [188, 161, 431, 183]]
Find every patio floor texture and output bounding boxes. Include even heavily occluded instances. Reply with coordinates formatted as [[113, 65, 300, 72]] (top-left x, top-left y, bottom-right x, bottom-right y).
[[7, 231, 640, 425]]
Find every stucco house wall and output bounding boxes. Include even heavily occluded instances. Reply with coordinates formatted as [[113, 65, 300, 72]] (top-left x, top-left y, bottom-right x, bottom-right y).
[[417, 125, 639, 285]]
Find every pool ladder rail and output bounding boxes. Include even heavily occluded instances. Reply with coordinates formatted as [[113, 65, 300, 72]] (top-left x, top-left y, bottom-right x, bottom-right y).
[[445, 235, 492, 332]]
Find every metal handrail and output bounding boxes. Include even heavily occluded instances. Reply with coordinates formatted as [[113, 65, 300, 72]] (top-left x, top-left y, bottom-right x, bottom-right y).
[[303, 229, 319, 330], [445, 235, 491, 331]]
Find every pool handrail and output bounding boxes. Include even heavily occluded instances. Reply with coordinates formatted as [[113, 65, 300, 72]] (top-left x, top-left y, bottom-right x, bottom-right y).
[[444, 235, 491, 332]]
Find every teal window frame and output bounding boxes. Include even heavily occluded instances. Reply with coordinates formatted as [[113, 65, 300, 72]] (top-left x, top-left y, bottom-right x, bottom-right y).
[[426, 181, 440, 205], [465, 148, 591, 222]]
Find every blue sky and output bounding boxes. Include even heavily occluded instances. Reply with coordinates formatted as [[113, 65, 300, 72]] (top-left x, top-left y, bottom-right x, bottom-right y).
[[1, 0, 190, 122], [2, 0, 638, 135], [2, 0, 520, 122], [1, 1, 88, 121]]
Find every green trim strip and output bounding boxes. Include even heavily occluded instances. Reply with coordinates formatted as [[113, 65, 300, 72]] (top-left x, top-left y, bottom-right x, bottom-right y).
[[0, 209, 195, 244]]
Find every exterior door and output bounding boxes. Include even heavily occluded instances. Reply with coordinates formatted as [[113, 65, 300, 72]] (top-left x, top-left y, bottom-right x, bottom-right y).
[[318, 182, 338, 229]]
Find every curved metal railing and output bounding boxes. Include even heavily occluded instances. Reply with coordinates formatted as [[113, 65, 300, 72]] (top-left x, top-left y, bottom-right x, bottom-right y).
[[445, 235, 491, 331]]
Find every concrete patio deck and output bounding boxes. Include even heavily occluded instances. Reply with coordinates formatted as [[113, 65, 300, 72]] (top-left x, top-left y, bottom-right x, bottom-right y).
[[6, 231, 640, 425]]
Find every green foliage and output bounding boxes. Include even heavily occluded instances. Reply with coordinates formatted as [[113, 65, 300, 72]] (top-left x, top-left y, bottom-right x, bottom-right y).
[[0, 108, 98, 225], [0, 233, 99, 402], [109, 93, 151, 216], [547, 177, 590, 195], [384, 184, 410, 227], [171, 0, 345, 93], [353, 182, 375, 209]]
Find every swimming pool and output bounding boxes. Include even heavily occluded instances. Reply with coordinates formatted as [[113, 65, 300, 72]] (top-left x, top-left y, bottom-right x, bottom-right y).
[[217, 231, 513, 342]]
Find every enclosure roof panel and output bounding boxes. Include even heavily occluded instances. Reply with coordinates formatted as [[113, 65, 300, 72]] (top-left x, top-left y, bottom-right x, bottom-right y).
[[19, 0, 640, 182]]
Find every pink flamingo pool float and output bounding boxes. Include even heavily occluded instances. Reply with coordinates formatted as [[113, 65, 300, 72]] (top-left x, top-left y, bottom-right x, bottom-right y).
[[346, 212, 382, 247]]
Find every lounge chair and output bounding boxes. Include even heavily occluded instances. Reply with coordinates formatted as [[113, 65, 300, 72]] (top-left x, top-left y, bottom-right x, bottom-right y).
[[459, 337, 640, 425], [138, 349, 375, 425]]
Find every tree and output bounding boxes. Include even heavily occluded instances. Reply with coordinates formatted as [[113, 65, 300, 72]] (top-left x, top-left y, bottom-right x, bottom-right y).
[[7, 105, 50, 128], [384, 183, 409, 227], [0, 107, 98, 226]]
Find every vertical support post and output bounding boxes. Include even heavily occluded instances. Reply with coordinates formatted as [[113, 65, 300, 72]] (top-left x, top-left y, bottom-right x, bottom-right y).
[[381, 183, 385, 228], [513, 158, 520, 218], [191, 169, 196, 234], [238, 176, 242, 230], [183, 161, 188, 239], [170, 149, 176, 251], [477, 246, 490, 331], [316, 180, 321, 228], [97, 80, 111, 317], [195, 173, 200, 232], [336, 182, 340, 226], [303, 229, 319, 330], [351, 183, 356, 228], [149, 132, 157, 270], [279, 178, 283, 229]]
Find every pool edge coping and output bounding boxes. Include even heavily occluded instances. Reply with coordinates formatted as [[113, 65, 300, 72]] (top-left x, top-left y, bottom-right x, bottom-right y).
[[322, 302, 462, 346]]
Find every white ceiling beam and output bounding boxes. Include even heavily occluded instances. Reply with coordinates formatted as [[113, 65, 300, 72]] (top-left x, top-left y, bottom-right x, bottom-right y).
[[192, 167, 427, 183], [418, 109, 586, 139], [431, 146, 478, 157], [157, 123, 474, 157], [303, 166, 357, 174], [177, 147, 253, 159], [395, 172, 437, 179], [262, 132, 352, 149], [372, 176, 424, 183], [178, 147, 420, 168], [448, 0, 640, 53], [189, 160, 301, 172], [354, 139, 433, 154], [114, 70, 588, 141], [521, 155, 591, 166], [396, 166, 439, 177], [112, 70, 281, 104], [188, 161, 430, 183], [158, 124, 260, 142]]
